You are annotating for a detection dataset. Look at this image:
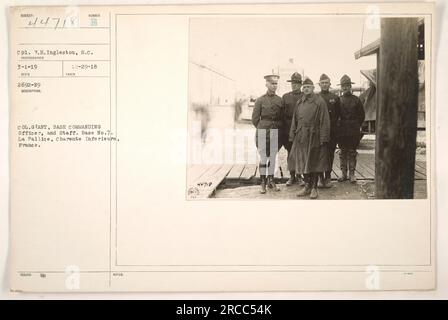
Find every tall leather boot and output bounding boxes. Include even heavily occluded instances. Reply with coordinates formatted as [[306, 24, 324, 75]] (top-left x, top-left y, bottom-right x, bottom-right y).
[[297, 174, 311, 197], [260, 175, 267, 194], [317, 172, 325, 188], [324, 171, 333, 188], [267, 175, 280, 191], [338, 150, 348, 182], [349, 150, 358, 183], [297, 174, 305, 186], [310, 173, 319, 199], [286, 171, 296, 186]]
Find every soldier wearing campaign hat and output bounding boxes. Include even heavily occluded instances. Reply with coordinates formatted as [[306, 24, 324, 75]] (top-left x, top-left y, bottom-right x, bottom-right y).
[[287, 77, 331, 199], [252, 74, 283, 194], [317, 73, 341, 188], [337, 74, 365, 183], [282, 72, 305, 186]]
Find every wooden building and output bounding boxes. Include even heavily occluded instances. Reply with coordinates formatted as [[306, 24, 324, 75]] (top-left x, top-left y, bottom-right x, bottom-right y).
[[189, 60, 236, 107], [357, 18, 423, 198], [354, 18, 425, 132]]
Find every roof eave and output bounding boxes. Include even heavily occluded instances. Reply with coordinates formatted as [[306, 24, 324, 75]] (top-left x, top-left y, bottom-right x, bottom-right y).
[[354, 38, 380, 60], [354, 18, 424, 60]]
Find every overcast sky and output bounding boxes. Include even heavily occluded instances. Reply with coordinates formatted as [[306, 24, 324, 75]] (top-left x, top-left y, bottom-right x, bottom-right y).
[[190, 16, 379, 96]]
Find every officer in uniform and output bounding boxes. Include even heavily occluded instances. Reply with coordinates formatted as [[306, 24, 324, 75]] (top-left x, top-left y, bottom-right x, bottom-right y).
[[252, 74, 283, 194], [317, 74, 341, 188], [288, 77, 330, 199], [282, 72, 304, 186], [337, 75, 365, 183]]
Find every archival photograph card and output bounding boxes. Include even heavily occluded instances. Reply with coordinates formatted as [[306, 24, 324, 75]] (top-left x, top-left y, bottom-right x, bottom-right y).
[[8, 2, 435, 292]]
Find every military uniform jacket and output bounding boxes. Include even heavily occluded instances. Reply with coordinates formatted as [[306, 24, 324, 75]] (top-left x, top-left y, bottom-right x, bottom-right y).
[[339, 93, 365, 137], [318, 90, 341, 139], [251, 92, 283, 129], [281, 90, 302, 138]]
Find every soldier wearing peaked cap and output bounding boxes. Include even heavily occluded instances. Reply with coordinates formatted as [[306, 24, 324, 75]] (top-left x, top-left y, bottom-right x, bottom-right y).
[[317, 73, 341, 188], [287, 77, 331, 199], [337, 74, 365, 183], [252, 74, 283, 194], [282, 72, 305, 186]]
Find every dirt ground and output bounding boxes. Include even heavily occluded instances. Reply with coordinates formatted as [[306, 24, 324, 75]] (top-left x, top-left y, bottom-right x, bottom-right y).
[[214, 180, 427, 200]]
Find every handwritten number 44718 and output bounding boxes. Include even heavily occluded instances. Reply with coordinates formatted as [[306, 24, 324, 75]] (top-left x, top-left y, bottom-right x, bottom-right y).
[[27, 17, 78, 29]]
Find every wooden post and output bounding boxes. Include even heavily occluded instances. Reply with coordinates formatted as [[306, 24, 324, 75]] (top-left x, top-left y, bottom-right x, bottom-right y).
[[375, 18, 419, 199]]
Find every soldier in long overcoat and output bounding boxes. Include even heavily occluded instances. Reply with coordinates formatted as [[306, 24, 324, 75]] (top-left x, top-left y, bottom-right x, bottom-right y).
[[288, 77, 331, 199], [252, 74, 283, 194]]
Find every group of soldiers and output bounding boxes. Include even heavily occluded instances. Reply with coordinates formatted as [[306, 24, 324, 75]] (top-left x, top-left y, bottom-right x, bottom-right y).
[[251, 72, 365, 199]]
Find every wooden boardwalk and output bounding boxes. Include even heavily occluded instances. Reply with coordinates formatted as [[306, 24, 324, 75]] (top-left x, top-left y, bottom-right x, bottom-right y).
[[186, 153, 427, 199]]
